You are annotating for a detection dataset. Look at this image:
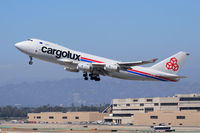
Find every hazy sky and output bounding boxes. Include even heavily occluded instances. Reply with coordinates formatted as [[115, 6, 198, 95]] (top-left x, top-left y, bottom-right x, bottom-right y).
[[0, 0, 200, 85]]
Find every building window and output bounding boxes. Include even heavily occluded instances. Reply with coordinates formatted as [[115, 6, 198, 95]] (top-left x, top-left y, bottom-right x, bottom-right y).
[[180, 97, 200, 101], [37, 116, 41, 119], [62, 116, 67, 119], [49, 116, 54, 119], [114, 109, 144, 111], [105, 119, 112, 122], [150, 116, 158, 119], [160, 103, 178, 106], [145, 108, 154, 113], [180, 107, 200, 111], [126, 104, 130, 107], [154, 103, 159, 106], [113, 114, 133, 117], [113, 104, 117, 107], [140, 103, 144, 106], [147, 99, 153, 102], [133, 99, 138, 102], [177, 116, 185, 119], [75, 116, 79, 119]]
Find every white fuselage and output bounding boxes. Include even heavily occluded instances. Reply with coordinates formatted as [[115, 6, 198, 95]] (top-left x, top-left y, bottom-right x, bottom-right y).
[[15, 39, 182, 82]]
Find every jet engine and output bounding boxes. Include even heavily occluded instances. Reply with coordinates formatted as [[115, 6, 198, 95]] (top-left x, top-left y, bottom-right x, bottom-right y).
[[104, 64, 119, 72], [64, 66, 79, 72], [77, 63, 92, 71]]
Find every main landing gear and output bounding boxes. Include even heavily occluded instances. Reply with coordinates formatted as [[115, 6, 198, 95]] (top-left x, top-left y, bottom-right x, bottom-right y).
[[29, 56, 33, 65], [83, 72, 100, 81], [83, 73, 88, 80]]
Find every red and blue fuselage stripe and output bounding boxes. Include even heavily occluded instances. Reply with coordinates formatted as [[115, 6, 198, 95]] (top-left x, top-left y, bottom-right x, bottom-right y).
[[127, 69, 166, 81], [80, 57, 177, 82], [128, 69, 177, 82], [128, 69, 165, 81], [80, 57, 104, 63]]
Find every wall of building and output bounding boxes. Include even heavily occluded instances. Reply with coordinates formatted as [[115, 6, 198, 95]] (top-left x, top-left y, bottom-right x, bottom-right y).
[[28, 112, 107, 123], [106, 94, 200, 126], [132, 110, 200, 126]]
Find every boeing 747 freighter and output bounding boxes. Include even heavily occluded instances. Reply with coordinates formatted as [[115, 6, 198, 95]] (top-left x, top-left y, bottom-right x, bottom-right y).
[[15, 39, 189, 81]]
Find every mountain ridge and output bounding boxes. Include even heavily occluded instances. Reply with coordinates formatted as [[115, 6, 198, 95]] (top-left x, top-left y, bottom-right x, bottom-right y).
[[0, 78, 199, 106]]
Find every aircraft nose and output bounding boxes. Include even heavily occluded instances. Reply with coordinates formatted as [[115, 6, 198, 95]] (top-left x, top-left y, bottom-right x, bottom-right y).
[[15, 42, 22, 49], [15, 41, 29, 52]]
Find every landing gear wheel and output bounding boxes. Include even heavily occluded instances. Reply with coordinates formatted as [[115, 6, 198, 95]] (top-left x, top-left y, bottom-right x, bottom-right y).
[[83, 72, 88, 80], [89, 74, 95, 80], [97, 78, 101, 81], [29, 61, 33, 65], [94, 76, 100, 81], [89, 73, 101, 81], [83, 73, 87, 77], [29, 56, 33, 65]]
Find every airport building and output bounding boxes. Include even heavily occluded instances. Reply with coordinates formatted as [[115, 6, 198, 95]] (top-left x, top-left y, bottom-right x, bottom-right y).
[[104, 94, 200, 126], [28, 112, 107, 124], [27, 94, 200, 126]]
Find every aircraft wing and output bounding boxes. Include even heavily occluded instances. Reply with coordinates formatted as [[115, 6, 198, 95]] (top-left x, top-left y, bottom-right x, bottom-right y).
[[89, 58, 158, 71], [91, 58, 158, 68], [90, 58, 158, 72], [58, 58, 158, 73], [117, 58, 158, 70]]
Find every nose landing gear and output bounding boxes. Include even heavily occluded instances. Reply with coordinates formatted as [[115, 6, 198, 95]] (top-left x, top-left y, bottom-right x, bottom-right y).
[[29, 56, 33, 65]]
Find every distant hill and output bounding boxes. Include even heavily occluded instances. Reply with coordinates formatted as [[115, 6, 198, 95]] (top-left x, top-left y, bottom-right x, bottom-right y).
[[0, 78, 199, 106]]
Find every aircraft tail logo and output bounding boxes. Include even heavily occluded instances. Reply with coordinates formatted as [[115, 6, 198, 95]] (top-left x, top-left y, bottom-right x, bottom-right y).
[[151, 51, 189, 75], [166, 57, 179, 71]]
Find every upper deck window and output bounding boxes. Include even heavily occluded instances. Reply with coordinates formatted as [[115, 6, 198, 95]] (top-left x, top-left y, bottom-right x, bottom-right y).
[[27, 39, 33, 41]]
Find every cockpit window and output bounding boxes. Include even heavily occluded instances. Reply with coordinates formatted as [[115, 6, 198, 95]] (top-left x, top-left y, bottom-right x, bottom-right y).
[[27, 39, 33, 41]]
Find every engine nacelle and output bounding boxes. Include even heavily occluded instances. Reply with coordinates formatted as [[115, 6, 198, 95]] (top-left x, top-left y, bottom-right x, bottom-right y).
[[77, 63, 92, 72], [104, 64, 119, 72], [64, 66, 79, 72]]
